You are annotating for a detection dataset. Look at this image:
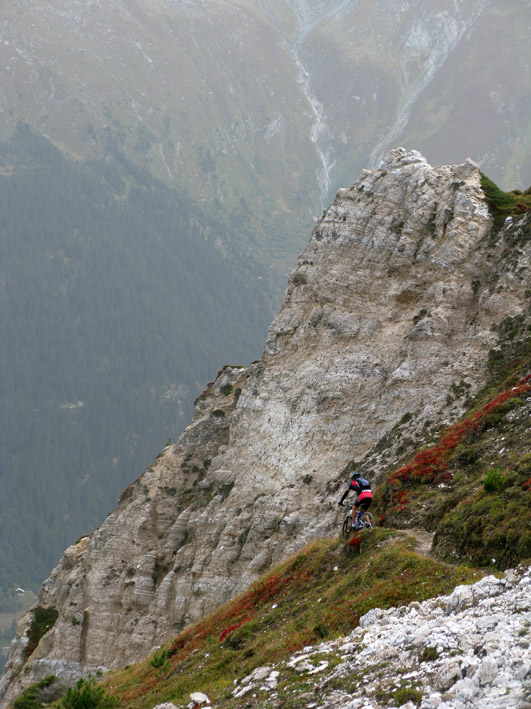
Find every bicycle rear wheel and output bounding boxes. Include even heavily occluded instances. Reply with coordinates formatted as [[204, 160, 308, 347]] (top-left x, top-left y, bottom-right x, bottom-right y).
[[363, 512, 375, 528], [341, 516, 352, 539]]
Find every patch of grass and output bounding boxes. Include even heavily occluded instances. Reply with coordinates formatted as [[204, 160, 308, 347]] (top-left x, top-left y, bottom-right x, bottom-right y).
[[455, 444, 481, 466], [484, 468, 505, 493], [375, 680, 423, 707], [393, 685, 423, 706], [419, 646, 439, 663], [480, 173, 531, 224], [433, 468, 531, 568]]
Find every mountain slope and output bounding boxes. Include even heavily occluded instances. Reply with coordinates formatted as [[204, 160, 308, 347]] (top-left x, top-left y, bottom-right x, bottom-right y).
[[102, 531, 485, 708], [102, 560, 527, 709], [1, 149, 529, 705], [0, 0, 323, 268]]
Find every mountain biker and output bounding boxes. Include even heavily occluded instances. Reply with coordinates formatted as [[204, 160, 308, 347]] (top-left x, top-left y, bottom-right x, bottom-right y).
[[338, 472, 373, 530]]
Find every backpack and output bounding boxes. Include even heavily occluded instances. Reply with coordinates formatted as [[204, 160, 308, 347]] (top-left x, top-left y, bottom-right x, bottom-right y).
[[355, 477, 371, 490]]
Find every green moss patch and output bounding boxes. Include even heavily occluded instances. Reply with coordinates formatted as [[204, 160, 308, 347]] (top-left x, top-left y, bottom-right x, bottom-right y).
[[480, 173, 531, 224]]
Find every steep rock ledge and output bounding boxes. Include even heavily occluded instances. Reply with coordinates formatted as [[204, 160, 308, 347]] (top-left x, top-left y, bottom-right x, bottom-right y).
[[1, 149, 530, 705]]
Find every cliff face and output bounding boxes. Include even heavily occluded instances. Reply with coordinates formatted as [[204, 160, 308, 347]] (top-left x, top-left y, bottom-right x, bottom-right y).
[[2, 149, 530, 705]]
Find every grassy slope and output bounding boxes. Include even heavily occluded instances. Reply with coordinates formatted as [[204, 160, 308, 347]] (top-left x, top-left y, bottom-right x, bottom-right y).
[[3, 0, 530, 275], [479, 173, 531, 223], [100, 531, 481, 708], [376, 370, 531, 569]]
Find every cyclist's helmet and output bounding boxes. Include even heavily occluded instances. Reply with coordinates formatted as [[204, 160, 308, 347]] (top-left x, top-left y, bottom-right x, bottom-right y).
[[351, 472, 361, 481]]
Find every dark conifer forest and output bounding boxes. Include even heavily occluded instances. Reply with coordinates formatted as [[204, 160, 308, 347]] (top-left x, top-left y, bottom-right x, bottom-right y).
[[0, 125, 273, 607]]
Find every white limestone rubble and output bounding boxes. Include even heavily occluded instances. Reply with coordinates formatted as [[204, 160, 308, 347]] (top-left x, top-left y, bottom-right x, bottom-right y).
[[232, 566, 531, 708]]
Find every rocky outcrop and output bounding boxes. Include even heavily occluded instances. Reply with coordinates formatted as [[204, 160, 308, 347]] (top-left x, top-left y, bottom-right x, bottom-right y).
[[230, 565, 531, 708], [1, 149, 530, 705]]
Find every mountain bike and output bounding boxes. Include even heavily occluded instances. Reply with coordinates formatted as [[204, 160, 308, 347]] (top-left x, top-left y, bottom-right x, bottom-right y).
[[341, 506, 375, 539]]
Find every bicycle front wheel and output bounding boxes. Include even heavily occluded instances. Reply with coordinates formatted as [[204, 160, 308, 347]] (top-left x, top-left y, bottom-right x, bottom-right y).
[[342, 516, 352, 539]]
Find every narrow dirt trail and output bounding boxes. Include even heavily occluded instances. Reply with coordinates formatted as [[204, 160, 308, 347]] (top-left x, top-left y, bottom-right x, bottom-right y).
[[404, 529, 435, 558]]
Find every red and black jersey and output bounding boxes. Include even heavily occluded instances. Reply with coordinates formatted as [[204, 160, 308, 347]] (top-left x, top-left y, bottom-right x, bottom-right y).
[[339, 477, 372, 505]]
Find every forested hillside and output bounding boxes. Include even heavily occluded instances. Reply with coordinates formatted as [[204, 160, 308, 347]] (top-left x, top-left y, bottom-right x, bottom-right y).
[[0, 125, 273, 608]]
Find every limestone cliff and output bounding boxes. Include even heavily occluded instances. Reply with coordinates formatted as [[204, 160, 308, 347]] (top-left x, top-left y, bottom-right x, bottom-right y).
[[1, 148, 530, 705]]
